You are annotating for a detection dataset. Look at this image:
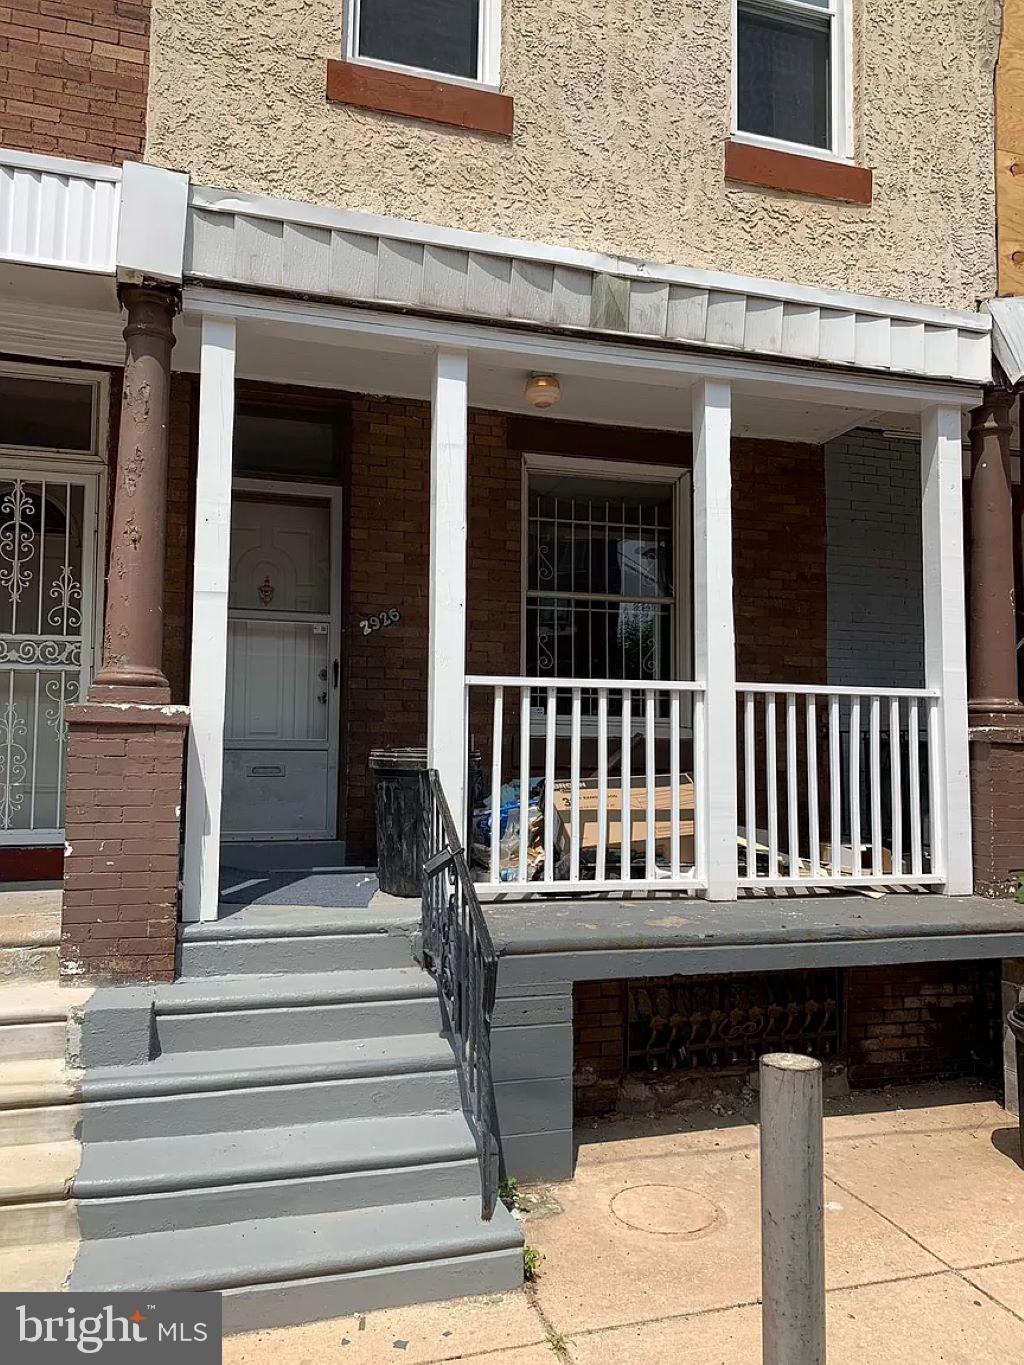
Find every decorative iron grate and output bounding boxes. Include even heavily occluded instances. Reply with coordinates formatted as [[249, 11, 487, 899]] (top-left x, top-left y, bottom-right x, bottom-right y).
[[627, 970, 843, 1073]]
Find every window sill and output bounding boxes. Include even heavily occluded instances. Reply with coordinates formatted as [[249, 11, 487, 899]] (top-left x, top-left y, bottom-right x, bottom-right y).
[[325, 59, 513, 137], [724, 139, 872, 205]]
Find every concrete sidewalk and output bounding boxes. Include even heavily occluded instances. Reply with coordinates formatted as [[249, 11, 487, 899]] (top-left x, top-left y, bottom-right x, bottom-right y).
[[225, 1079, 1024, 1364]]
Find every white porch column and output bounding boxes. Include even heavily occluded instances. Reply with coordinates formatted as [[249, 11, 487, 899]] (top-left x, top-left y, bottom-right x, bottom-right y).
[[921, 404, 973, 893], [181, 316, 236, 922], [427, 347, 470, 833], [692, 379, 738, 899]]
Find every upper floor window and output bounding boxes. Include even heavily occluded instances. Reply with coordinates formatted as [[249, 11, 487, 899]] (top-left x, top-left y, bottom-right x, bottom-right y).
[[346, 0, 500, 86], [735, 0, 850, 158]]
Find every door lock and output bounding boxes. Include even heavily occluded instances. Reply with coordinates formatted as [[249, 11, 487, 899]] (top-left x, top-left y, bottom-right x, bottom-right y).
[[318, 667, 328, 682], [317, 691, 328, 705]]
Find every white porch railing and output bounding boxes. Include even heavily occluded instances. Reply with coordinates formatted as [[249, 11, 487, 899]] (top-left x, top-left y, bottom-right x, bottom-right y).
[[736, 684, 942, 890], [466, 677, 706, 893], [465, 675, 944, 897]]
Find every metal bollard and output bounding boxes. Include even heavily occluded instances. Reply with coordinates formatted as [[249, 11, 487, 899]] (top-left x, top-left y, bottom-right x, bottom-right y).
[[760, 1053, 826, 1365]]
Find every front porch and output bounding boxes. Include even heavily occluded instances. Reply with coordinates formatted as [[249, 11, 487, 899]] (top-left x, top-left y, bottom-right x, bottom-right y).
[[169, 290, 977, 918]]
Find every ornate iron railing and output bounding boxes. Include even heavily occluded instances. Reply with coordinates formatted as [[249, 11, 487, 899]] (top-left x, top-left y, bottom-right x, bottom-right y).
[[628, 970, 842, 1073], [421, 768, 499, 1221]]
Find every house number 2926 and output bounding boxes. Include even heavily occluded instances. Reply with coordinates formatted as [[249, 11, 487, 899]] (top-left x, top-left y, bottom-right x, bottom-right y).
[[360, 608, 401, 635]]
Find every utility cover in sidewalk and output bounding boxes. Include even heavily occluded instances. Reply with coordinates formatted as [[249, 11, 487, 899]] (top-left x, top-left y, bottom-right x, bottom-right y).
[[610, 1184, 721, 1238]]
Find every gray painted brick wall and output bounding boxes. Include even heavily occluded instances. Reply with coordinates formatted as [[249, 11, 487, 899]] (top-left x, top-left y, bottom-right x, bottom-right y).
[[825, 430, 925, 689]]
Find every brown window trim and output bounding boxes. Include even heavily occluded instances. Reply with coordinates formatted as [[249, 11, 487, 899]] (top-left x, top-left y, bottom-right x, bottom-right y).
[[725, 138, 872, 206], [326, 59, 513, 137]]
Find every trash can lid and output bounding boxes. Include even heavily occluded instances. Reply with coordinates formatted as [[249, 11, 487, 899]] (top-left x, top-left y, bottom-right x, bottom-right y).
[[369, 746, 429, 771]]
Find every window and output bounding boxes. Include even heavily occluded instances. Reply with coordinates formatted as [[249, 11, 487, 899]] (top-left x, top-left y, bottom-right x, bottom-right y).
[[0, 372, 97, 455], [524, 459, 690, 695], [233, 403, 344, 480], [346, 0, 500, 86], [734, 0, 849, 158]]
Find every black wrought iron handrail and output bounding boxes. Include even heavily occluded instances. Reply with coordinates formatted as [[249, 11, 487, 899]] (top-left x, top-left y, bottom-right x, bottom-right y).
[[420, 768, 499, 1221]]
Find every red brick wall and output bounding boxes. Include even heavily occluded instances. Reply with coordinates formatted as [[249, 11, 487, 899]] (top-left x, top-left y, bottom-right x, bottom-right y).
[[61, 707, 186, 983], [571, 962, 1001, 1113], [845, 961, 1001, 1086], [0, 0, 149, 164], [970, 730, 1024, 898]]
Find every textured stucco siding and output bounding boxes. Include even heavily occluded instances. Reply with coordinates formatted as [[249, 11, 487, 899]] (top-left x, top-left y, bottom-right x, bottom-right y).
[[146, 0, 1000, 310], [825, 430, 926, 690]]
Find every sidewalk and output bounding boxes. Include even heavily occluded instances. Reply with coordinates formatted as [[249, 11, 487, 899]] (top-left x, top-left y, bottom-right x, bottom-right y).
[[225, 1079, 1024, 1364]]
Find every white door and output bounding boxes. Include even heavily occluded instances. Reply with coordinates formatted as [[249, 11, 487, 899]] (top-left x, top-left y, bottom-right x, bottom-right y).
[[0, 472, 98, 841], [222, 487, 341, 840]]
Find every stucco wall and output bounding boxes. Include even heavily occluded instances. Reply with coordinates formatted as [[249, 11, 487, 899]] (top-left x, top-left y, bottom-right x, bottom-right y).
[[146, 0, 999, 309]]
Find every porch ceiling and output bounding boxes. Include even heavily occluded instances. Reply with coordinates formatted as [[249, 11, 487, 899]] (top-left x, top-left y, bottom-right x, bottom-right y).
[[171, 307, 927, 445]]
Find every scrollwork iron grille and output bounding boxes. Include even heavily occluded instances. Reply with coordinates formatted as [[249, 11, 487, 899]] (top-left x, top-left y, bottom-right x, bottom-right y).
[[421, 768, 499, 1221], [628, 970, 843, 1073]]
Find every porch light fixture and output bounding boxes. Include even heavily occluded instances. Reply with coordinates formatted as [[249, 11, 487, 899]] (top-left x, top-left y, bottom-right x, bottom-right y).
[[525, 373, 561, 409]]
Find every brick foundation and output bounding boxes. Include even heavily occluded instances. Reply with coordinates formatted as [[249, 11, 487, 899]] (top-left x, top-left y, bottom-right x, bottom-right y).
[[60, 703, 187, 984], [573, 962, 1001, 1114], [845, 961, 1000, 1086], [0, 0, 150, 165], [969, 724, 1024, 898]]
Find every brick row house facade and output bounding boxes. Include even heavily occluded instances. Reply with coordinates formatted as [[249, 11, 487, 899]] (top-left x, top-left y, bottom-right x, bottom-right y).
[[1, 0, 1023, 1321]]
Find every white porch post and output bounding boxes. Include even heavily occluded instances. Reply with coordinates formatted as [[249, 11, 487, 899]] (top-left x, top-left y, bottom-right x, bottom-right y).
[[427, 347, 470, 833], [181, 316, 236, 922], [921, 404, 973, 893], [692, 379, 738, 899]]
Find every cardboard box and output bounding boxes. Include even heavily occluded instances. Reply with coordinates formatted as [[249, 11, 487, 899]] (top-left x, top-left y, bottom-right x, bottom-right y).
[[551, 774, 695, 864]]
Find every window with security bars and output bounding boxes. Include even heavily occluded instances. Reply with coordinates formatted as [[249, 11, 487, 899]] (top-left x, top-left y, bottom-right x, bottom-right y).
[[525, 469, 677, 701]]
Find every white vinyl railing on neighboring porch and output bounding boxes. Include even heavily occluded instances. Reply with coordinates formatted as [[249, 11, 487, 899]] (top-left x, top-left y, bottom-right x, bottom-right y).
[[736, 684, 943, 890], [466, 677, 706, 893]]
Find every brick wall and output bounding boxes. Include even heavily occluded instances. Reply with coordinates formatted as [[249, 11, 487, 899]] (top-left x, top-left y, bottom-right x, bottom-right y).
[[845, 961, 1001, 1086], [970, 729, 1024, 898], [0, 0, 149, 164], [573, 979, 627, 1116], [824, 431, 925, 689], [61, 706, 186, 983], [571, 962, 1002, 1114]]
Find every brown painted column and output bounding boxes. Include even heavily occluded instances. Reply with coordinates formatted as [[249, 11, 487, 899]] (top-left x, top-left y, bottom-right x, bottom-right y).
[[60, 284, 188, 984], [91, 285, 177, 702], [968, 389, 1022, 719], [967, 389, 1024, 901]]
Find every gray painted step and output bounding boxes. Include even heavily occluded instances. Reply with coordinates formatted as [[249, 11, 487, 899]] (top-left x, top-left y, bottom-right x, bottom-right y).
[[178, 931, 414, 977], [220, 1247, 522, 1334], [77, 1159, 481, 1238], [154, 969, 440, 1052], [82, 1036, 460, 1141], [75, 1112, 477, 1200], [69, 1197, 523, 1326]]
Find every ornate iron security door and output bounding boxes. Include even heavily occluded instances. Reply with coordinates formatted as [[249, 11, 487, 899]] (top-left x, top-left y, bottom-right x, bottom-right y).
[[0, 474, 97, 840]]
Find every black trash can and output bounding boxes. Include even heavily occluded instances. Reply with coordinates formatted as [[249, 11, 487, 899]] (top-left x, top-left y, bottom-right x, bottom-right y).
[[370, 747, 428, 898], [1008, 1004, 1024, 1162]]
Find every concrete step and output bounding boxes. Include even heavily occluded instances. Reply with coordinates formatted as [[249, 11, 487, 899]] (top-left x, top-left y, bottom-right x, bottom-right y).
[[81, 1034, 460, 1140], [0, 1057, 82, 1147], [178, 929, 416, 977], [0, 1239, 77, 1291], [75, 1113, 480, 1236], [154, 969, 441, 1051], [70, 1196, 524, 1332], [0, 983, 91, 1063], [0, 890, 62, 983], [0, 1140, 78, 1249]]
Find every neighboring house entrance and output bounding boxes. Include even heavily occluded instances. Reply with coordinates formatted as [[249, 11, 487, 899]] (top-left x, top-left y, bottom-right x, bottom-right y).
[[0, 364, 107, 853], [222, 481, 342, 841]]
